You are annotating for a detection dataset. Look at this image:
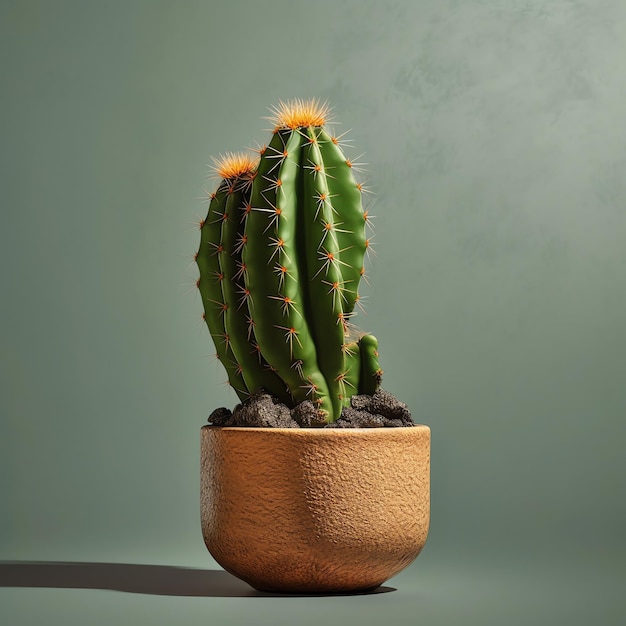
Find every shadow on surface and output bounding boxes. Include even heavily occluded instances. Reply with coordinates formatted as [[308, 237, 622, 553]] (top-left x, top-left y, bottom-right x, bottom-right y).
[[0, 562, 395, 597]]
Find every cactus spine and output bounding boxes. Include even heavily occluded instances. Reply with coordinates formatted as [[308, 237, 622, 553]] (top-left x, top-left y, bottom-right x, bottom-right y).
[[197, 100, 382, 423]]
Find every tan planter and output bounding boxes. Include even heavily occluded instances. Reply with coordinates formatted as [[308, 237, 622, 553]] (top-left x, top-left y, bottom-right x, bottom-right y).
[[200, 425, 430, 593]]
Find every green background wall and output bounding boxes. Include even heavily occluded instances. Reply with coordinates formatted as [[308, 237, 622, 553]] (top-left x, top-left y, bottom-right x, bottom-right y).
[[1, 1, 624, 624]]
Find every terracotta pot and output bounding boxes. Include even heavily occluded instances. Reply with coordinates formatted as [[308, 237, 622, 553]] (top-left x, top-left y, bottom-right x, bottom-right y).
[[201, 425, 430, 593]]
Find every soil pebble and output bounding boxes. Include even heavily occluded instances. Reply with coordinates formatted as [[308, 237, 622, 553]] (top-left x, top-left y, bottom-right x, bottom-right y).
[[208, 391, 299, 428], [207, 389, 414, 428], [343, 389, 414, 426]]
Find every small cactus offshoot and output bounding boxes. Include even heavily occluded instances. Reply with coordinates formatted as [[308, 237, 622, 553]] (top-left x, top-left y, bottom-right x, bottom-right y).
[[196, 99, 382, 424]]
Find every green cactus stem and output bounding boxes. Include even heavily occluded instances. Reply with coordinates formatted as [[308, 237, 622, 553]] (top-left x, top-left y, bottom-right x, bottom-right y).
[[359, 333, 383, 396], [196, 101, 382, 423], [197, 154, 290, 403]]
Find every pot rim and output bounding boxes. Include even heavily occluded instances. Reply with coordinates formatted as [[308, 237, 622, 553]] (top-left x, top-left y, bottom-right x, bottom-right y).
[[202, 424, 430, 434]]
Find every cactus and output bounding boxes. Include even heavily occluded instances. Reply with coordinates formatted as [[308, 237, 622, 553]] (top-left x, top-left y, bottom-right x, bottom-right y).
[[196, 99, 382, 423]]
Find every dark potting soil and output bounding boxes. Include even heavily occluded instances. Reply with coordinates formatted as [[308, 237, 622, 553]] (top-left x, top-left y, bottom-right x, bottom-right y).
[[207, 389, 414, 428]]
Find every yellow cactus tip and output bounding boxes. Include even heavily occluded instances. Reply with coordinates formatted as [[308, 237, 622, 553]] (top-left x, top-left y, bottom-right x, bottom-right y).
[[269, 98, 332, 130], [211, 152, 258, 180]]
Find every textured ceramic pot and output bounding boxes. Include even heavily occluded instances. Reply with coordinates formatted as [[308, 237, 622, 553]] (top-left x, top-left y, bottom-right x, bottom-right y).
[[201, 425, 430, 593]]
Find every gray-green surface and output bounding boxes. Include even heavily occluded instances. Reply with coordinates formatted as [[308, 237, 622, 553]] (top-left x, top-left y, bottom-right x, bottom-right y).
[[1, 0, 624, 624]]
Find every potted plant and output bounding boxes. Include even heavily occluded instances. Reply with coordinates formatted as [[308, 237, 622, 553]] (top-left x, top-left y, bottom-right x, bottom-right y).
[[196, 99, 430, 593]]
